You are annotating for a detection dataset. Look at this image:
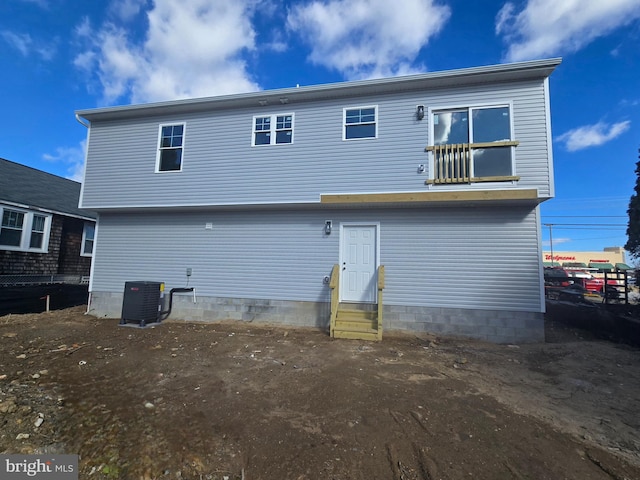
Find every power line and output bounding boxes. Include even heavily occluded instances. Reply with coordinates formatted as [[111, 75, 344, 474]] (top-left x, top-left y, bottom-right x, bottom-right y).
[[543, 223, 626, 227]]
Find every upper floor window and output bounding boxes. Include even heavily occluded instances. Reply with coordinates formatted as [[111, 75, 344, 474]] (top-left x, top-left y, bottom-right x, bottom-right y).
[[344, 106, 377, 140], [157, 123, 185, 172], [0, 206, 51, 252], [252, 114, 293, 146], [428, 105, 518, 184], [81, 222, 95, 257]]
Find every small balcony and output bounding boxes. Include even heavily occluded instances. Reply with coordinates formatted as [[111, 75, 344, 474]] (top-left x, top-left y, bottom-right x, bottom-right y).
[[425, 141, 520, 185]]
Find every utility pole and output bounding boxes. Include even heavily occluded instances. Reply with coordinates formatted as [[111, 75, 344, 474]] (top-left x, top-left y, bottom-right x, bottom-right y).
[[544, 224, 554, 265]]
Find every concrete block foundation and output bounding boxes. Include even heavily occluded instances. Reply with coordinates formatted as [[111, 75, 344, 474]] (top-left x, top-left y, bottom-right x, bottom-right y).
[[88, 291, 544, 343]]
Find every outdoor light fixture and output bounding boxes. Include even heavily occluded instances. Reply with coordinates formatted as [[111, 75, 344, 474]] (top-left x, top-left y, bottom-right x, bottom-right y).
[[324, 220, 332, 235], [416, 105, 425, 120]]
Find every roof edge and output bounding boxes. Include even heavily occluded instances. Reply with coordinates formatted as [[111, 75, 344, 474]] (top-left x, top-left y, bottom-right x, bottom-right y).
[[76, 57, 562, 122]]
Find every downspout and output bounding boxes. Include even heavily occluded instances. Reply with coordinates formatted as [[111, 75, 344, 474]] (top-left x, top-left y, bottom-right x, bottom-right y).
[[75, 112, 92, 314]]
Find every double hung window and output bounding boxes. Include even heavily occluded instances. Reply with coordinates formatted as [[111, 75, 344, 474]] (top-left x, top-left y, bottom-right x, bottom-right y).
[[0, 209, 24, 247], [157, 123, 185, 172], [252, 114, 293, 145], [344, 106, 377, 140], [29, 214, 47, 249], [429, 105, 518, 184], [0, 206, 51, 252], [81, 222, 95, 257]]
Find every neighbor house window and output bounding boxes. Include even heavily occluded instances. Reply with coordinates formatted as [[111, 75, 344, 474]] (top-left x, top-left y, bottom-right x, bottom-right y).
[[0, 206, 51, 252], [29, 214, 46, 249], [157, 123, 185, 172], [344, 106, 377, 140], [428, 105, 518, 184], [252, 114, 293, 146], [0, 209, 24, 247], [81, 222, 95, 257]]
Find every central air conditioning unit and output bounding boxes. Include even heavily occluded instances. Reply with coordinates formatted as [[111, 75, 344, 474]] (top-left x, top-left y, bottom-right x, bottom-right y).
[[120, 281, 164, 327]]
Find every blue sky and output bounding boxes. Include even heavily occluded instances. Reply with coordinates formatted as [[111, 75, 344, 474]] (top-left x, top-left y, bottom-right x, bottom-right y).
[[1, 0, 639, 255]]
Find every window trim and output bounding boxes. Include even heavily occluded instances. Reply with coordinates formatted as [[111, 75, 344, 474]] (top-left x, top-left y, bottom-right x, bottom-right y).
[[29, 213, 47, 249], [155, 122, 186, 173], [81, 221, 96, 257], [427, 102, 517, 184], [0, 205, 51, 253], [343, 105, 378, 141], [251, 113, 294, 146]]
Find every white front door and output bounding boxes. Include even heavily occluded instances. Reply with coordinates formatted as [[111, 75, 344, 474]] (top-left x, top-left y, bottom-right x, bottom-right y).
[[340, 224, 378, 303]]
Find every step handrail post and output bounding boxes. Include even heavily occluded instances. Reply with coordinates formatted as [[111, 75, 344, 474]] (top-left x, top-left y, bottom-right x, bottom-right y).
[[329, 264, 339, 337], [377, 265, 385, 341]]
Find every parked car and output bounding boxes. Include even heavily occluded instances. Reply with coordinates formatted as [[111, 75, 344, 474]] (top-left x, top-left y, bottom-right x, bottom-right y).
[[557, 284, 592, 303], [566, 270, 604, 293], [544, 267, 572, 287]]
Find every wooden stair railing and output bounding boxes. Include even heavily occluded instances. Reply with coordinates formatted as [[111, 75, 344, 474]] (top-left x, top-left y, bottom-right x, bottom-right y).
[[377, 265, 385, 341], [329, 264, 339, 338], [424, 141, 520, 185]]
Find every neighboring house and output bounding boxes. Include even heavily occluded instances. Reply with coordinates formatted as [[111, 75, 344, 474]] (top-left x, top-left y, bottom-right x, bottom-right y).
[[0, 158, 96, 278], [76, 58, 561, 343]]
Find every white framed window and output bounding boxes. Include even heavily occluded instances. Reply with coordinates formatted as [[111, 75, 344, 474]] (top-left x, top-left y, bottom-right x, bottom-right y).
[[252, 114, 294, 146], [343, 106, 377, 140], [156, 123, 185, 172], [81, 222, 95, 257], [29, 214, 47, 249], [0, 206, 51, 253], [428, 104, 517, 184]]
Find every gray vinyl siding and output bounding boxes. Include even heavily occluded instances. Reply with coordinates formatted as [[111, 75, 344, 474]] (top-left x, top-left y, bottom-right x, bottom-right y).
[[81, 79, 552, 209], [91, 205, 543, 313]]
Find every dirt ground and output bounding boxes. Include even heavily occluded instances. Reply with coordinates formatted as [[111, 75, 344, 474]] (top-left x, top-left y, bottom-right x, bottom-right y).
[[1, 306, 639, 480]]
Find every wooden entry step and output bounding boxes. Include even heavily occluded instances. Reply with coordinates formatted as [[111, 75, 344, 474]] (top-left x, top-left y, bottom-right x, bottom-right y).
[[333, 304, 380, 341], [329, 264, 385, 341]]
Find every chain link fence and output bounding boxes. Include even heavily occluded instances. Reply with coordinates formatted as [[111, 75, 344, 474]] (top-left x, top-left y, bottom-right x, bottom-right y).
[[0, 275, 89, 287]]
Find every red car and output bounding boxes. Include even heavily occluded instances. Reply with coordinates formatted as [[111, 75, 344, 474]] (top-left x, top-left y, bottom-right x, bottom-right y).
[[567, 270, 604, 293]]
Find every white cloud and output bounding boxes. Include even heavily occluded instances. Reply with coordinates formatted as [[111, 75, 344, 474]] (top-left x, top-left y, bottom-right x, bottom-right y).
[[19, 0, 49, 8], [109, 0, 146, 22], [1, 30, 56, 60], [1, 31, 32, 56], [543, 237, 571, 247], [43, 140, 88, 182], [287, 0, 451, 80], [75, 0, 260, 104], [557, 121, 631, 151], [496, 0, 640, 62]]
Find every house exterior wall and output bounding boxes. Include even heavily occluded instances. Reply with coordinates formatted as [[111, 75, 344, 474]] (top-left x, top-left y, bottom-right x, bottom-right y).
[[0, 215, 63, 275], [87, 205, 544, 342], [0, 214, 92, 277], [79, 60, 560, 343], [80, 79, 552, 210], [58, 217, 92, 275]]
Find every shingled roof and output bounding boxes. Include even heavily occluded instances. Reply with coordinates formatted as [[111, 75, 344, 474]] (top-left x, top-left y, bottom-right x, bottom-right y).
[[0, 158, 95, 219]]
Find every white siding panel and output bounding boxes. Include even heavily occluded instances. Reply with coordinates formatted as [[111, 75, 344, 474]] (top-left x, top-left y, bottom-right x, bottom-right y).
[[81, 80, 552, 209], [92, 205, 542, 313]]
